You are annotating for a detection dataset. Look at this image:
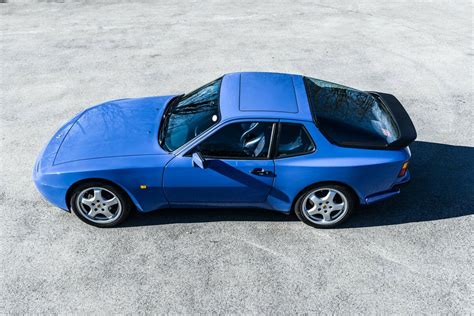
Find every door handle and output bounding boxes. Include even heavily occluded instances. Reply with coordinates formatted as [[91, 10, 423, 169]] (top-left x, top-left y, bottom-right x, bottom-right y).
[[250, 168, 273, 176]]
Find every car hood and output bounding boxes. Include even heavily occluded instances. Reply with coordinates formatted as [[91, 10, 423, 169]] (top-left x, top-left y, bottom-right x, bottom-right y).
[[54, 95, 175, 165]]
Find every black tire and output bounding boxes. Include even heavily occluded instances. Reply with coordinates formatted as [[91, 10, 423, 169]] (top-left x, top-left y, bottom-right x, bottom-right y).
[[294, 184, 356, 228], [70, 182, 131, 228]]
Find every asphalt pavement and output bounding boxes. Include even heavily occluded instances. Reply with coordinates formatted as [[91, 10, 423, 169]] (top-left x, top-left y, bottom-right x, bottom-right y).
[[1, 1, 473, 313]]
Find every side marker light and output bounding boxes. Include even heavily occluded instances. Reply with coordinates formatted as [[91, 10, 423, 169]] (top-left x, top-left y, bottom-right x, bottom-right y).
[[398, 162, 409, 177]]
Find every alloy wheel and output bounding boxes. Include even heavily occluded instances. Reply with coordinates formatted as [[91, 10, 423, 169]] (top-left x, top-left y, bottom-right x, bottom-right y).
[[76, 187, 123, 224], [302, 188, 348, 225]]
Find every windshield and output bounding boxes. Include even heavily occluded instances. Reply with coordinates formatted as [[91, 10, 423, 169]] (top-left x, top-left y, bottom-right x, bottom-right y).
[[160, 77, 222, 151], [304, 77, 400, 148]]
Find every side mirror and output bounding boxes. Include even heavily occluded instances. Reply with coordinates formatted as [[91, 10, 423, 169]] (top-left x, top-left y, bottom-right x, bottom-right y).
[[192, 152, 207, 169]]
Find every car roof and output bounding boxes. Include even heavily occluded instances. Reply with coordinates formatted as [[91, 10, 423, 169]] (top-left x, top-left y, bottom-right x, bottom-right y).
[[219, 72, 313, 122]]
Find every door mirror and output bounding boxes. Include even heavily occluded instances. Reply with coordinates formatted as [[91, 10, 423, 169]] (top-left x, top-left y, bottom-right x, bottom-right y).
[[192, 152, 207, 169]]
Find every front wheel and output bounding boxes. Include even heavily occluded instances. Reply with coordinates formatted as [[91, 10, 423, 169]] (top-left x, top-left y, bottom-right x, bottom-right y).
[[294, 184, 356, 228], [70, 182, 131, 228]]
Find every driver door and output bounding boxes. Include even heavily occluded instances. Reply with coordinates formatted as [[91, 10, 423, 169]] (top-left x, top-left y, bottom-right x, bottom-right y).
[[163, 121, 276, 205]]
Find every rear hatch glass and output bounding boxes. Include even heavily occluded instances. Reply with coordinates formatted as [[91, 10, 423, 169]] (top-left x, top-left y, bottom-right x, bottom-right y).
[[304, 77, 400, 149]]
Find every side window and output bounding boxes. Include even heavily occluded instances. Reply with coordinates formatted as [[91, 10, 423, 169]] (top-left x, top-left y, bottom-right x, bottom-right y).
[[195, 122, 274, 159], [277, 124, 315, 157]]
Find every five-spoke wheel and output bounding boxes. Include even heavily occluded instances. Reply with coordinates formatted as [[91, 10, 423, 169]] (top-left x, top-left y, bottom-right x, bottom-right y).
[[69, 181, 356, 228], [295, 184, 355, 228], [70, 182, 131, 227]]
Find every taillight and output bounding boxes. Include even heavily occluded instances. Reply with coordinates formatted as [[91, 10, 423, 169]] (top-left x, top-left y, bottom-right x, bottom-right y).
[[398, 161, 409, 177]]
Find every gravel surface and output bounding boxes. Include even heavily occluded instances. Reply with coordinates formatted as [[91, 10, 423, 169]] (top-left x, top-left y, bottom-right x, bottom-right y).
[[1, 1, 473, 314]]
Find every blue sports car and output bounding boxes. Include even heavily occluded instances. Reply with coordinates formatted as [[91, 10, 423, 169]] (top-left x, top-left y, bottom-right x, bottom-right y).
[[34, 72, 416, 228]]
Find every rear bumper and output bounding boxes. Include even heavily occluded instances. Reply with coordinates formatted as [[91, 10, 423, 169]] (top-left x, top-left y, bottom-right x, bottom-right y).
[[365, 171, 411, 204]]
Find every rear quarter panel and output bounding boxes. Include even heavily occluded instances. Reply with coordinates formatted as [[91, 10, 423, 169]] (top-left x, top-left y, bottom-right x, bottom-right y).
[[267, 121, 410, 212]]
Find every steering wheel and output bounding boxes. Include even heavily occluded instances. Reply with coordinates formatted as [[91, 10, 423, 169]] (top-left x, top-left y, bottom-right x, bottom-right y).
[[194, 124, 203, 137]]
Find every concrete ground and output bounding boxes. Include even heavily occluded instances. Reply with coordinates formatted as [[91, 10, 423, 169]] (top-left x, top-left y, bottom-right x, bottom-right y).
[[1, 0, 473, 314]]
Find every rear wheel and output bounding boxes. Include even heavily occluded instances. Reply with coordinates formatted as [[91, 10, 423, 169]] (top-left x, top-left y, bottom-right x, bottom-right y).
[[70, 182, 131, 228], [294, 184, 356, 228]]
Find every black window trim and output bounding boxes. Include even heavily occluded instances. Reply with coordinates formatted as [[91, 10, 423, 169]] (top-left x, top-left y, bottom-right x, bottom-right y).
[[184, 120, 278, 160], [274, 122, 316, 159]]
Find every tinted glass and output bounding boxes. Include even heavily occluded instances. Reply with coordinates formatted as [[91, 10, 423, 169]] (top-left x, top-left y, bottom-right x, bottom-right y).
[[277, 124, 315, 157], [161, 78, 221, 151], [196, 122, 274, 158], [305, 77, 400, 147]]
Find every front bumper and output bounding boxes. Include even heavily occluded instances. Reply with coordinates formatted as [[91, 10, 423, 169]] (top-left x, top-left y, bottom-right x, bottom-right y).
[[33, 162, 69, 211], [365, 171, 411, 204]]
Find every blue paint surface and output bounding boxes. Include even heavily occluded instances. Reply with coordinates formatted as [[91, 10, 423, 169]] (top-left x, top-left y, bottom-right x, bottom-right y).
[[34, 72, 414, 215], [239, 72, 299, 113]]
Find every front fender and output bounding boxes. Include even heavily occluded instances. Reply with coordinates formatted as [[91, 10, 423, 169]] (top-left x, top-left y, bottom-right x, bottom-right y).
[[34, 155, 172, 212]]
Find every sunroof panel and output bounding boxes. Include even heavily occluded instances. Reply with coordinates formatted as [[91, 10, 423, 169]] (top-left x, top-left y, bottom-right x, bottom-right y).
[[239, 73, 298, 113]]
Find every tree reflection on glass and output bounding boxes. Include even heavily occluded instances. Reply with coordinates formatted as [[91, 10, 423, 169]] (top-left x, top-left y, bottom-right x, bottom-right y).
[[306, 77, 399, 146], [161, 78, 222, 151]]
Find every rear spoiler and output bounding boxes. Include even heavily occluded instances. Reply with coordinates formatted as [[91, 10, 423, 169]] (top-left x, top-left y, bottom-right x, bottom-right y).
[[369, 92, 417, 149]]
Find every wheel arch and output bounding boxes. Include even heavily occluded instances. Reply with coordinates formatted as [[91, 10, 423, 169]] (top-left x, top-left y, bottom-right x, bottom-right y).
[[290, 180, 361, 213], [65, 178, 139, 211]]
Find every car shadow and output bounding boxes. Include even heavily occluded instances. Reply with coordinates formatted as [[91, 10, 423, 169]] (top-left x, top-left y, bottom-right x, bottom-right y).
[[120, 141, 474, 228], [122, 207, 298, 227], [339, 140, 474, 228]]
